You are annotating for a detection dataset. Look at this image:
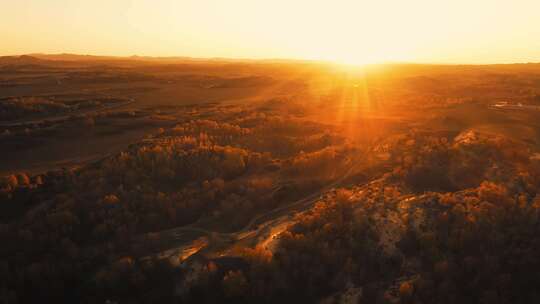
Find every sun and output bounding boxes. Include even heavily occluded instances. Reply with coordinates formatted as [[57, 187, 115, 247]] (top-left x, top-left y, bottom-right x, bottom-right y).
[[323, 51, 392, 67], [333, 58, 369, 67]]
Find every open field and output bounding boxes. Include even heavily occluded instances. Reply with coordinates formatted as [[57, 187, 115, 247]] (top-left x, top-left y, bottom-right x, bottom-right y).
[[3, 55, 540, 303]]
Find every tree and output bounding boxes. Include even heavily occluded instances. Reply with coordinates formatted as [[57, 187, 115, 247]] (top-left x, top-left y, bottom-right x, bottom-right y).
[[222, 270, 248, 298]]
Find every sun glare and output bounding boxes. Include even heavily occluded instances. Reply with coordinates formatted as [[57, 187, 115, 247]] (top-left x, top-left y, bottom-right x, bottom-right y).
[[328, 53, 388, 66], [3, 0, 540, 63], [332, 57, 369, 67]]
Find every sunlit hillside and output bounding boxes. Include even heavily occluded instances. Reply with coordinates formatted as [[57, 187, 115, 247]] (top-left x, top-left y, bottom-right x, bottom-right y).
[[2, 55, 540, 303]]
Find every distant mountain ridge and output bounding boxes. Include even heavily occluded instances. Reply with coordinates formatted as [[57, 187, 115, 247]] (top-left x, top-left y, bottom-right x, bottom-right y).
[[0, 55, 51, 66], [4, 54, 538, 69], [0, 54, 317, 71], [25, 53, 315, 64]]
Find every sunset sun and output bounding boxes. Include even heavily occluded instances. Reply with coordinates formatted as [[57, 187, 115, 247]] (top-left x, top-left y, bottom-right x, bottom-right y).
[[3, 0, 540, 64]]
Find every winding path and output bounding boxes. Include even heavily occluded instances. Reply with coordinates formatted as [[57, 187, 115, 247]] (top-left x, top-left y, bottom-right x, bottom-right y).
[[0, 99, 134, 128], [138, 156, 369, 261]]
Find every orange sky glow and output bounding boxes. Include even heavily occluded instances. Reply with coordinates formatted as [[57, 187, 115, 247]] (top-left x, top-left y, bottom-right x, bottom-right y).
[[2, 0, 540, 64]]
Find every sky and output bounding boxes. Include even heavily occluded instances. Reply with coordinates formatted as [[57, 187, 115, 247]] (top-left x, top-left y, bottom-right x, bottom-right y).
[[1, 0, 540, 64]]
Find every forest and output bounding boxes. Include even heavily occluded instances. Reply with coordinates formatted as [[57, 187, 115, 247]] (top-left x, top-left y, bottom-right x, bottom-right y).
[[3, 57, 540, 303]]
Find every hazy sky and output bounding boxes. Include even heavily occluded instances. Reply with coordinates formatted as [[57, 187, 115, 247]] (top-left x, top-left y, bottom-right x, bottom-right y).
[[2, 0, 540, 64]]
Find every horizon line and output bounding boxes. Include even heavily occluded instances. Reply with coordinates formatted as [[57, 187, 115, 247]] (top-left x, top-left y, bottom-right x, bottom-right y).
[[2, 52, 540, 66]]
